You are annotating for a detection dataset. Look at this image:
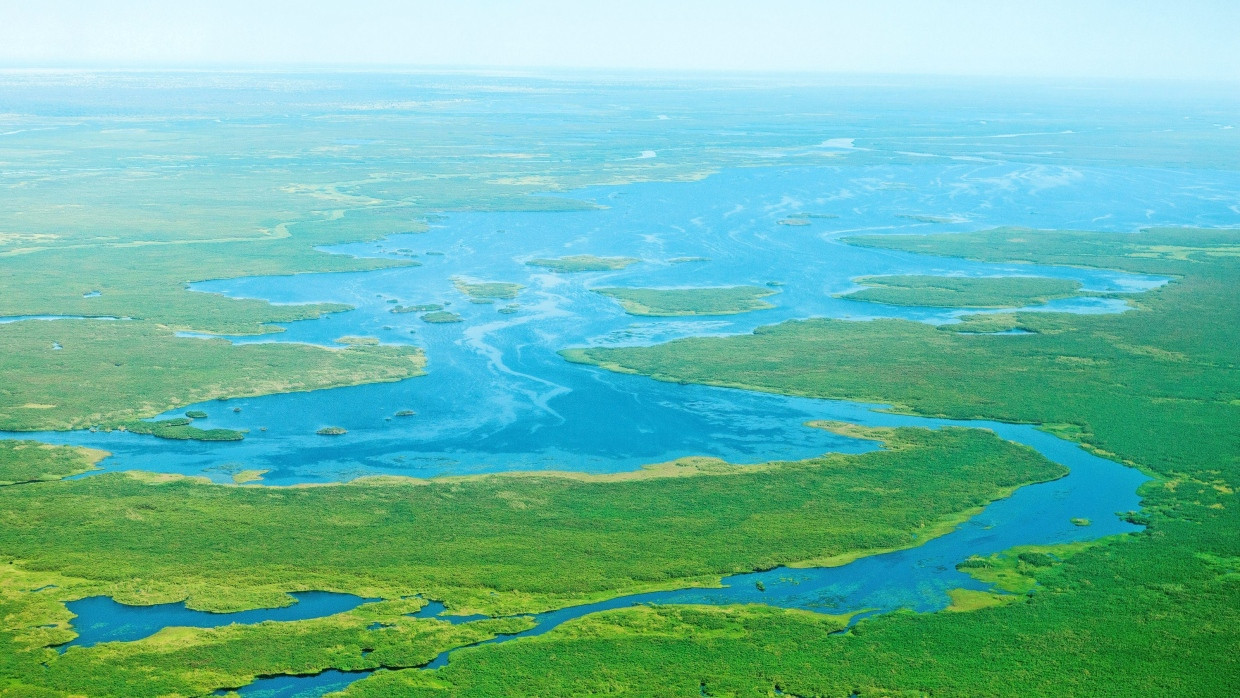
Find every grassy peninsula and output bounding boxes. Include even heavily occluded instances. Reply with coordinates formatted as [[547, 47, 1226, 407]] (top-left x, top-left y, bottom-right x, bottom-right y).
[[841, 274, 1083, 308], [0, 323, 426, 433], [593, 286, 777, 316], [0, 442, 106, 485]]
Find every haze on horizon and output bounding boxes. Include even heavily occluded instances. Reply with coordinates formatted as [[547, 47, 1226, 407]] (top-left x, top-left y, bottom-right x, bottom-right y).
[[1, 0, 1238, 82]]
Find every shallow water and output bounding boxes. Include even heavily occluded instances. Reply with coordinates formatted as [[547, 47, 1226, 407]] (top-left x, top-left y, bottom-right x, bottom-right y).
[[60, 592, 373, 650], [4, 163, 1187, 484]]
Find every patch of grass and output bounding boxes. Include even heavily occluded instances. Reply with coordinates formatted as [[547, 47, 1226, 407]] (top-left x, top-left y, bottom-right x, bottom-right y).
[[452, 279, 523, 301], [841, 274, 1082, 308], [0, 442, 106, 485], [391, 303, 443, 314], [120, 418, 245, 442], [0, 321, 426, 432], [420, 311, 463, 324], [593, 286, 777, 316], [525, 255, 639, 273]]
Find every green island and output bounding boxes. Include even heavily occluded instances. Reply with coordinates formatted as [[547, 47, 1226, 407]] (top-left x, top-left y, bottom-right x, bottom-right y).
[[534, 226, 1240, 697], [0, 425, 1063, 695], [420, 311, 463, 323], [452, 279, 524, 301], [525, 255, 640, 273], [120, 418, 245, 442], [316, 426, 348, 436], [391, 303, 443, 314], [593, 286, 778, 316], [841, 274, 1084, 308]]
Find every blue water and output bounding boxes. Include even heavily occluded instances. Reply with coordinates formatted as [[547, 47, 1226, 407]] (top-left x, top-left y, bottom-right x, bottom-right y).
[[224, 670, 373, 698], [4, 164, 1184, 484], [60, 592, 373, 650]]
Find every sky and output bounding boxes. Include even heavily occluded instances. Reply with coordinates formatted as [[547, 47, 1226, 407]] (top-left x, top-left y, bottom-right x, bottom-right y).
[[1, 0, 1238, 80]]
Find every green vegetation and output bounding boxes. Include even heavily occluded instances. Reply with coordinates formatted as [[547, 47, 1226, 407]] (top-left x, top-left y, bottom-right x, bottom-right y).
[[0, 321, 426, 432], [420, 311, 462, 324], [184, 410, 208, 419], [316, 426, 348, 436], [0, 423, 1058, 666], [11, 590, 531, 698], [452, 279, 523, 301], [555, 227, 1240, 695], [525, 255, 640, 273], [841, 274, 1083, 308], [391, 303, 444, 314], [776, 218, 812, 226], [394, 410, 416, 417], [593, 286, 778, 316], [231, 469, 267, 485], [0, 442, 105, 485], [335, 336, 381, 346], [120, 418, 245, 442]]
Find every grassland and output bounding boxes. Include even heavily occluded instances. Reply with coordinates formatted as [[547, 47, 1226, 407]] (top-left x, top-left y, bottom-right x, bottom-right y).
[[593, 286, 778, 316], [841, 274, 1083, 308], [525, 255, 640, 273], [0, 321, 426, 432], [533, 226, 1240, 696], [0, 442, 106, 485]]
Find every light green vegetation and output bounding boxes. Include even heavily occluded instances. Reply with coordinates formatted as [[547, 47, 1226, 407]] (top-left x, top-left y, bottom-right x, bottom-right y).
[[0, 320, 425, 432], [0, 442, 105, 485], [316, 427, 348, 436], [592, 286, 778, 316], [525, 255, 640, 273], [841, 274, 1083, 308], [392, 303, 443, 314], [335, 336, 381, 346], [452, 279, 523, 301], [119, 418, 245, 442], [546, 227, 1240, 695], [337, 604, 851, 697], [231, 470, 267, 485], [2, 580, 531, 698], [420, 311, 463, 324]]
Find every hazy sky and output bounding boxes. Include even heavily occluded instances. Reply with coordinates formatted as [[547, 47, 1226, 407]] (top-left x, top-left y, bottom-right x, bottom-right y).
[[2, 0, 1238, 80]]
